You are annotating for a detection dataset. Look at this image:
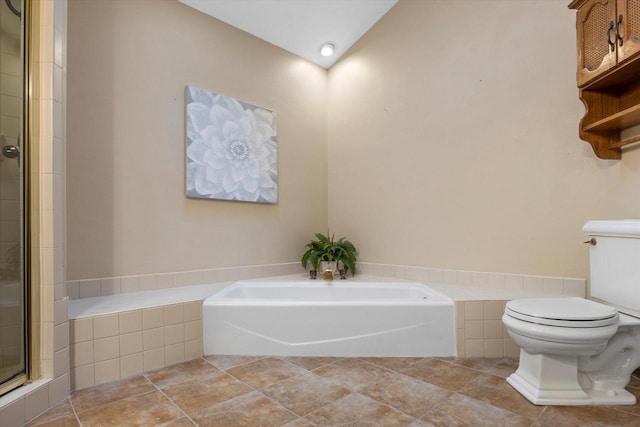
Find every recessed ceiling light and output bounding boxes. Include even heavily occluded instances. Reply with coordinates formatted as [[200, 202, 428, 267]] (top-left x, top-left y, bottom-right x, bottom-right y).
[[319, 42, 336, 57]]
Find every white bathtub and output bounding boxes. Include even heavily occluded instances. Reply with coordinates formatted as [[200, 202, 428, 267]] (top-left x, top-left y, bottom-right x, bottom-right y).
[[202, 279, 455, 357]]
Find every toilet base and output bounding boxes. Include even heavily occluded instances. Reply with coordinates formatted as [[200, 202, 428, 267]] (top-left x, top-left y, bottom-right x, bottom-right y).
[[508, 350, 637, 406]]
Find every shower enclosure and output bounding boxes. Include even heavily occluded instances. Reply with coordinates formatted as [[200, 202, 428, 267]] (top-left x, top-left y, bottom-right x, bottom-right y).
[[0, 0, 26, 396]]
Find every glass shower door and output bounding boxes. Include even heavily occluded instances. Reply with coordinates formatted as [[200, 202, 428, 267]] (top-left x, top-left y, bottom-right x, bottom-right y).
[[0, 0, 25, 395]]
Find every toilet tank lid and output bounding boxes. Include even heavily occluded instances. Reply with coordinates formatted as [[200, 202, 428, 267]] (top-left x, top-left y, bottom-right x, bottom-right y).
[[583, 220, 640, 238]]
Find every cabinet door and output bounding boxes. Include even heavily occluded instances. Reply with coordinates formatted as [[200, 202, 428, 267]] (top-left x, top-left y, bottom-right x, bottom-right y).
[[577, 0, 617, 86], [616, 0, 640, 63]]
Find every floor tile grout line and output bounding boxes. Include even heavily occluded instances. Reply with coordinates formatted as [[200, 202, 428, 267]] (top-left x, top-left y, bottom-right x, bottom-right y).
[[68, 374, 158, 416], [147, 375, 200, 427], [68, 394, 84, 427], [202, 354, 268, 371]]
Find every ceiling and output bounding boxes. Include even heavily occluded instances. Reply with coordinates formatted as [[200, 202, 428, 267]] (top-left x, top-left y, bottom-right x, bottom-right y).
[[178, 0, 398, 68]]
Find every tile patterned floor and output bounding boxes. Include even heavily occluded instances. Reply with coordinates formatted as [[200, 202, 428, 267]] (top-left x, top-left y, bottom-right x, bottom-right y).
[[24, 356, 640, 427]]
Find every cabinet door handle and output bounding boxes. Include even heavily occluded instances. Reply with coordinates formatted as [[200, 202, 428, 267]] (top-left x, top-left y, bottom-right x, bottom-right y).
[[616, 14, 624, 47], [608, 20, 616, 52]]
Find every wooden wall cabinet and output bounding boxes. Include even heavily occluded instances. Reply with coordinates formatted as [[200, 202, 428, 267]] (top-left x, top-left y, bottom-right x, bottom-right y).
[[570, 0, 640, 159]]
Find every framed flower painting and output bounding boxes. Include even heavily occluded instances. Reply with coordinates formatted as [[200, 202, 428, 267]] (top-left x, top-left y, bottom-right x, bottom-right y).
[[185, 85, 278, 203]]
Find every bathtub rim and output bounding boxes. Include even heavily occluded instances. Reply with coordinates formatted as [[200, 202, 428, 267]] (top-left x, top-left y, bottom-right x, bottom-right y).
[[204, 279, 454, 307]]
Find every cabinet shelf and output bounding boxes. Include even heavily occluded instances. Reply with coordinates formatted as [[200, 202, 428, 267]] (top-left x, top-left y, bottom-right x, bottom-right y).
[[583, 104, 640, 132], [570, 0, 640, 159]]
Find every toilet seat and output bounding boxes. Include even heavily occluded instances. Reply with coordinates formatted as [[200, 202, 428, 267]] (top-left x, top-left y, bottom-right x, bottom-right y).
[[505, 297, 619, 328]]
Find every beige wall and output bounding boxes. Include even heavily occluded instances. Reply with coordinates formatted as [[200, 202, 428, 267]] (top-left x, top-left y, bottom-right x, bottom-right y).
[[327, 0, 640, 279], [66, 0, 328, 280], [67, 0, 640, 283]]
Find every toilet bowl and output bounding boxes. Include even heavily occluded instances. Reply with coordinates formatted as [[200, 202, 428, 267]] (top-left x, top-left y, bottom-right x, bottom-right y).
[[503, 297, 640, 405], [502, 220, 640, 406]]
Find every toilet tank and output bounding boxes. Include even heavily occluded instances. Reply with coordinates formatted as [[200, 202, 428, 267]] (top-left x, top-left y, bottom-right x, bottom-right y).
[[583, 220, 640, 318]]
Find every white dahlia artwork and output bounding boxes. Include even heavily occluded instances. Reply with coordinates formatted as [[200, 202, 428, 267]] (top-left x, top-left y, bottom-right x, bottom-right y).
[[185, 85, 278, 203]]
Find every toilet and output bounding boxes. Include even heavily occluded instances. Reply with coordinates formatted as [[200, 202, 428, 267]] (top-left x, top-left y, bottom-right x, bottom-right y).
[[502, 220, 640, 406]]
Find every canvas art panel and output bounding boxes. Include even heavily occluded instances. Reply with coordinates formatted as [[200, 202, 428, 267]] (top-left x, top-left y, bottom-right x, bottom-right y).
[[185, 85, 278, 203]]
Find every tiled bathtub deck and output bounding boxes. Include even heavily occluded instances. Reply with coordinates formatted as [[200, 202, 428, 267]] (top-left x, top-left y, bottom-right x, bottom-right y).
[[26, 356, 640, 427]]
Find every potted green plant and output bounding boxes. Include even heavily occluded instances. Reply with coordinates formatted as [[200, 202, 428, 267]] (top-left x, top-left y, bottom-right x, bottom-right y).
[[301, 231, 357, 279]]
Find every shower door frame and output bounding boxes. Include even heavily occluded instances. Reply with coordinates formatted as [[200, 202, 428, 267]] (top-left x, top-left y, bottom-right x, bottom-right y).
[[0, 0, 36, 397]]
